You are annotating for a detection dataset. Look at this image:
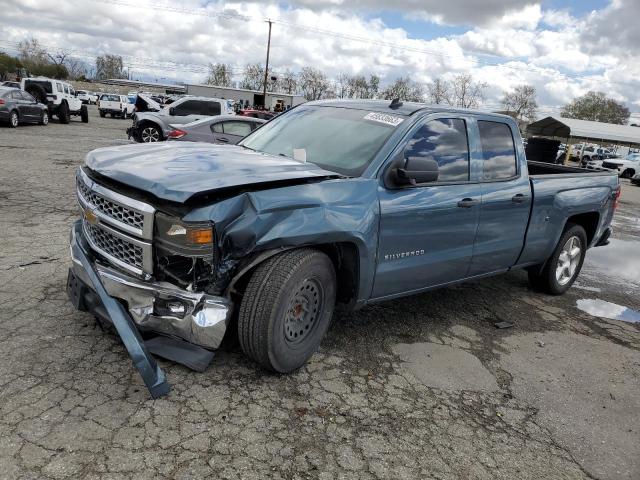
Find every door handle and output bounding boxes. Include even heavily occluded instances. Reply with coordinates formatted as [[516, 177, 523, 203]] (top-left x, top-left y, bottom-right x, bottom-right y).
[[512, 193, 528, 203], [217, 137, 229, 143], [457, 198, 479, 208]]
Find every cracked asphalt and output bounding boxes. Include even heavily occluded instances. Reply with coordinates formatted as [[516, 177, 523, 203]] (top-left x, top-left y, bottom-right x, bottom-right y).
[[1, 107, 639, 479]]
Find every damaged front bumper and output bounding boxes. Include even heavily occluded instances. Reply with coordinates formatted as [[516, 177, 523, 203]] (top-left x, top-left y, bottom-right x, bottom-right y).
[[67, 220, 232, 396]]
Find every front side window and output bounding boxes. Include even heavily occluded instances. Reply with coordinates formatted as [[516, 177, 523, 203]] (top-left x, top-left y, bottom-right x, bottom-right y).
[[23, 92, 36, 102], [241, 105, 403, 176], [63, 84, 69, 94], [404, 118, 470, 182], [478, 121, 517, 181], [206, 101, 221, 116]]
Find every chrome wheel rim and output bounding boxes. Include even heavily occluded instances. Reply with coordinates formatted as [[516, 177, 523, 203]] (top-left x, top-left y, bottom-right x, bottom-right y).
[[556, 236, 582, 286], [10, 112, 18, 127], [42, 112, 48, 125], [141, 127, 160, 142], [284, 278, 323, 344]]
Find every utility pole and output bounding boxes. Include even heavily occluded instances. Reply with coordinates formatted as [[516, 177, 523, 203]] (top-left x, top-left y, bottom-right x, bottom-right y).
[[262, 19, 273, 109]]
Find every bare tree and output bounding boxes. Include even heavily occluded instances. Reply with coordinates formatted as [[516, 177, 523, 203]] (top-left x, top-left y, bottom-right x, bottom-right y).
[[299, 67, 331, 101], [335, 73, 350, 98], [451, 74, 487, 109], [276, 69, 298, 95], [64, 57, 87, 80], [427, 77, 452, 105], [502, 85, 538, 123], [381, 77, 425, 102], [368, 75, 380, 99], [95, 54, 125, 80], [240, 63, 265, 91], [17, 38, 48, 65], [205, 63, 232, 87]]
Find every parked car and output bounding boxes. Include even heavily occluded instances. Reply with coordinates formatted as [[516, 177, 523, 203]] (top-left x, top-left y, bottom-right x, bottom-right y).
[[631, 172, 640, 185], [601, 153, 640, 178], [167, 115, 265, 143], [98, 94, 134, 119], [67, 99, 620, 397], [238, 109, 277, 120], [0, 87, 49, 127], [127, 96, 233, 142], [1, 81, 21, 89], [21, 77, 88, 124], [76, 90, 98, 104]]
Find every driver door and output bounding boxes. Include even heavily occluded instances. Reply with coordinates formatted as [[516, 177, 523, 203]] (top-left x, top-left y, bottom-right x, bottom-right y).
[[372, 115, 481, 299]]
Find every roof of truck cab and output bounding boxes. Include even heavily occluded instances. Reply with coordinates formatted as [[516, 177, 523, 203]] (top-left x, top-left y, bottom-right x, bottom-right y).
[[310, 99, 515, 120]]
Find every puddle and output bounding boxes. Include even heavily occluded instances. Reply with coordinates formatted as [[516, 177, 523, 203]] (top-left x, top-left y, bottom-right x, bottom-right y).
[[576, 298, 640, 323], [582, 238, 640, 285]]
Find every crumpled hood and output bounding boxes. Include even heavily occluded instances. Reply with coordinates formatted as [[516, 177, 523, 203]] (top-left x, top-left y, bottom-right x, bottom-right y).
[[84, 142, 339, 203]]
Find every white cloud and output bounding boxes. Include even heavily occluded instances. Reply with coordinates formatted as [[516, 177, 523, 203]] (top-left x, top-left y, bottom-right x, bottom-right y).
[[0, 0, 638, 115]]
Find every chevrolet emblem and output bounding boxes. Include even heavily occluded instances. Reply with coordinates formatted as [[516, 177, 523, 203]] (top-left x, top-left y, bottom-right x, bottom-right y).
[[83, 207, 99, 225]]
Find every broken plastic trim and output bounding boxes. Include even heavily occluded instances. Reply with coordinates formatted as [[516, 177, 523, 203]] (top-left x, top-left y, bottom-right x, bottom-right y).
[[70, 221, 170, 398]]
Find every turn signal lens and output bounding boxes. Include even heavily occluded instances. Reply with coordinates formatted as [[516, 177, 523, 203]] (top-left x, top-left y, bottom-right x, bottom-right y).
[[186, 228, 213, 245]]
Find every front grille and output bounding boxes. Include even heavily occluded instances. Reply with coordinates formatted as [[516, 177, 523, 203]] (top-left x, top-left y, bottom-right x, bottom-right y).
[[76, 168, 155, 275], [84, 222, 144, 270], [77, 178, 144, 230]]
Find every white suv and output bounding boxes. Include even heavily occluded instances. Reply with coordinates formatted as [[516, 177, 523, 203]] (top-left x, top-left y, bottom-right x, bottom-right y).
[[22, 77, 88, 124], [98, 94, 135, 119]]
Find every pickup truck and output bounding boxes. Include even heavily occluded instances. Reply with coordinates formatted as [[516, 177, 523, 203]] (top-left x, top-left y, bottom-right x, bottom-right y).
[[98, 94, 134, 119], [67, 100, 620, 397]]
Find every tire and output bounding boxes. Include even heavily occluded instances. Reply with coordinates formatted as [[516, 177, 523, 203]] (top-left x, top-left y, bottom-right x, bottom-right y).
[[39, 110, 49, 126], [25, 84, 47, 104], [99, 110, 106, 118], [9, 110, 19, 128], [528, 224, 587, 295], [109, 112, 114, 118], [121, 110, 128, 119], [80, 104, 89, 123], [140, 124, 162, 142], [621, 169, 634, 179], [58, 102, 70, 124], [238, 248, 336, 373]]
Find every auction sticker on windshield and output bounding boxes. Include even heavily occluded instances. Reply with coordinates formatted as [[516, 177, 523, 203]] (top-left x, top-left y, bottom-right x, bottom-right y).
[[363, 112, 404, 127]]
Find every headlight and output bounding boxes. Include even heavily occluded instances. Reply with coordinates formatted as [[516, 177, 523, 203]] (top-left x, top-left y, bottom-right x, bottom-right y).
[[155, 212, 215, 257]]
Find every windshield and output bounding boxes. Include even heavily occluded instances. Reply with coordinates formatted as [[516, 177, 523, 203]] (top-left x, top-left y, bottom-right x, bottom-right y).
[[240, 105, 404, 176]]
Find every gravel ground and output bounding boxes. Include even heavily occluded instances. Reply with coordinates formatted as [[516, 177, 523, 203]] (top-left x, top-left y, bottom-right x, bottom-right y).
[[1, 107, 639, 480]]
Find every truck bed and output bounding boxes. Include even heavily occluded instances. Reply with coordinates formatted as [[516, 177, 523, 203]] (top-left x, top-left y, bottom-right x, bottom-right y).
[[527, 160, 614, 177]]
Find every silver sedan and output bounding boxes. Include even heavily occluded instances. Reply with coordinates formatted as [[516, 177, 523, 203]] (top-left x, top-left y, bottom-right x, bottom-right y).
[[166, 115, 265, 144]]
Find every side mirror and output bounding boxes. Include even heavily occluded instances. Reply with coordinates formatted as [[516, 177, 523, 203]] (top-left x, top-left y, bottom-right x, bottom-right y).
[[392, 156, 439, 186], [169, 107, 176, 116]]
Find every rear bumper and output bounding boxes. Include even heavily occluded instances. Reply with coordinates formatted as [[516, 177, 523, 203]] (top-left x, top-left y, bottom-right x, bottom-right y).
[[68, 220, 232, 350]]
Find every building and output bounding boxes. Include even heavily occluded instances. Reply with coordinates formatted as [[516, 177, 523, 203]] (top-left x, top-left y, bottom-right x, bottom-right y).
[[185, 83, 306, 110]]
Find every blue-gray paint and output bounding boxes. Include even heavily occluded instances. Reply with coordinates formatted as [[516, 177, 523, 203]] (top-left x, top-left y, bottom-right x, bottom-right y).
[[83, 100, 619, 306]]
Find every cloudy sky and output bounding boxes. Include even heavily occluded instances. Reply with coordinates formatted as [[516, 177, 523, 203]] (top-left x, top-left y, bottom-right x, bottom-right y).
[[2, 0, 639, 118]]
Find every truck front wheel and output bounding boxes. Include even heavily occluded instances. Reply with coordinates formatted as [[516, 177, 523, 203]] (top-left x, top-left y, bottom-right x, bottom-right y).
[[238, 248, 336, 373], [528, 224, 587, 295]]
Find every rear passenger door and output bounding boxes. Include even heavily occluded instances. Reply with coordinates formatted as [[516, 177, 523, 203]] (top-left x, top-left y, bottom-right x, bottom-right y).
[[211, 120, 253, 144], [468, 118, 531, 276]]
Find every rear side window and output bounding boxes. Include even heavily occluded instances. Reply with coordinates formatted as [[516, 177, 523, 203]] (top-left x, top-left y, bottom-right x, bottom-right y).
[[24, 80, 53, 94], [211, 122, 223, 133], [56, 83, 63, 93], [478, 121, 517, 180], [404, 118, 470, 182], [11, 91, 23, 100], [221, 121, 252, 137]]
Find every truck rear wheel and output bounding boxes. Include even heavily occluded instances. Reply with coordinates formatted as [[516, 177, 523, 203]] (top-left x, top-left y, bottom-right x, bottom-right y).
[[80, 105, 89, 123], [99, 110, 106, 118], [58, 102, 70, 124], [528, 223, 587, 295], [238, 248, 336, 373]]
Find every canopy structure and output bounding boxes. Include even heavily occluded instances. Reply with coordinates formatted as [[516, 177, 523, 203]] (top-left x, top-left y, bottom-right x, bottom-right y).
[[527, 116, 640, 146]]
